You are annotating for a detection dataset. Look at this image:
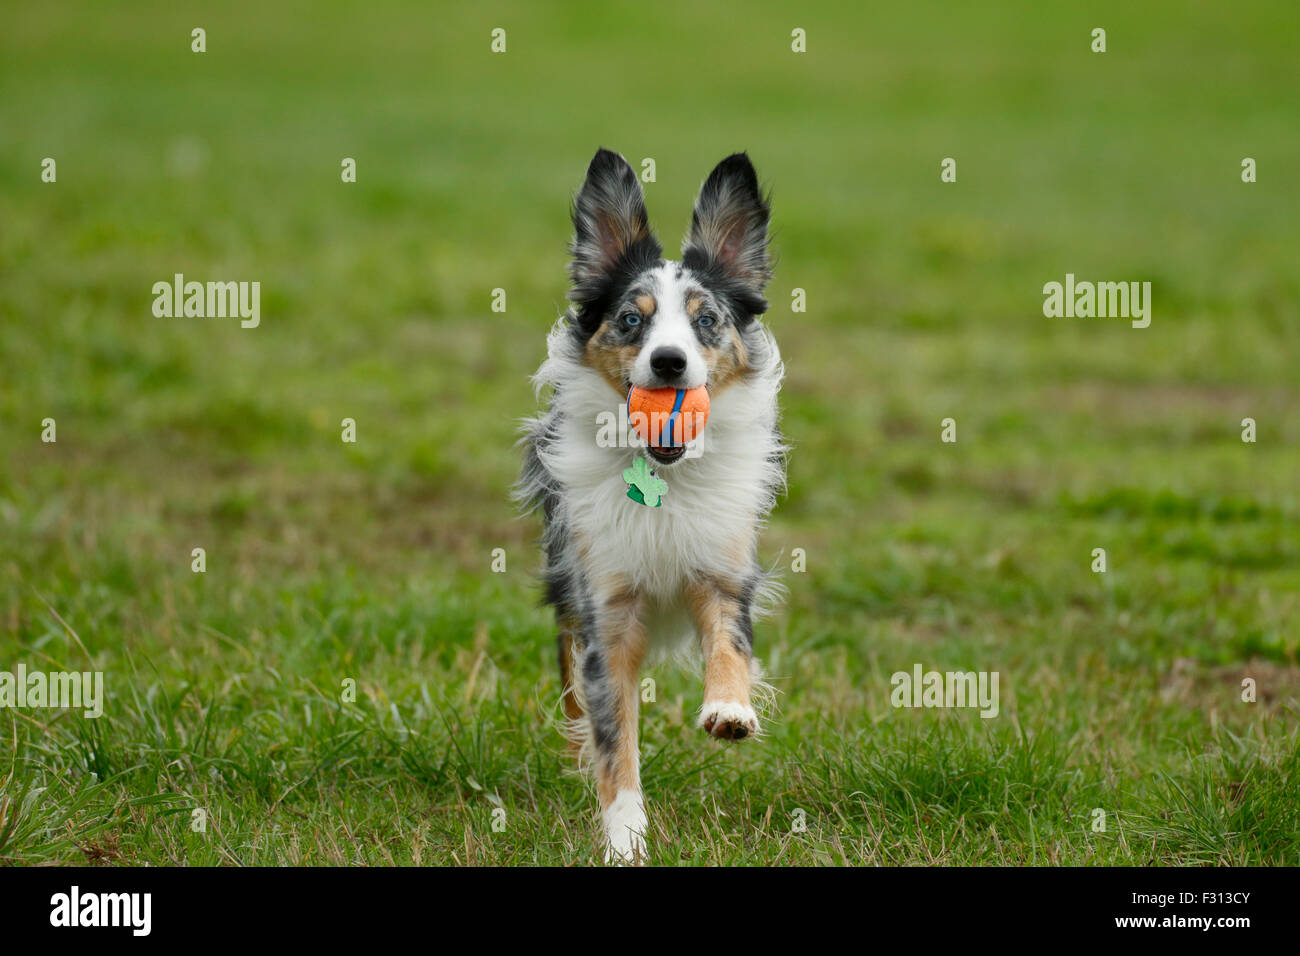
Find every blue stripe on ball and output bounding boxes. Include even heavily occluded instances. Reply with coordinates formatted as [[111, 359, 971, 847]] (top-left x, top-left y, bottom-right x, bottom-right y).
[[662, 388, 686, 446]]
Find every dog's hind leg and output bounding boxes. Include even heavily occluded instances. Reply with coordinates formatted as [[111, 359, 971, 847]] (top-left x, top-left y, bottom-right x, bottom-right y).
[[557, 619, 585, 731], [688, 577, 761, 740], [580, 586, 648, 865]]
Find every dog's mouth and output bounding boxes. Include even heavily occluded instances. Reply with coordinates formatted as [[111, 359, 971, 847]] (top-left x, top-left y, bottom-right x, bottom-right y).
[[646, 444, 686, 465], [624, 379, 692, 466]]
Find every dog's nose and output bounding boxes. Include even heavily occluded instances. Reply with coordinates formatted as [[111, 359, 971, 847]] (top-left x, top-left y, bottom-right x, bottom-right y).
[[649, 347, 688, 380]]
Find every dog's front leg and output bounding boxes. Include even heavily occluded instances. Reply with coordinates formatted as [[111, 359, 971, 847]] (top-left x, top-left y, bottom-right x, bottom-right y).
[[582, 587, 648, 864], [688, 578, 760, 740]]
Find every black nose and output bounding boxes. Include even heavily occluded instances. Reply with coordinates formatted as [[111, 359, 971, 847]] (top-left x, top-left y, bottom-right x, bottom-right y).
[[649, 347, 687, 380]]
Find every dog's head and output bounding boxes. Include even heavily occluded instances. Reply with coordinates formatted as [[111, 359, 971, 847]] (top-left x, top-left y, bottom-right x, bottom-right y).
[[566, 149, 773, 463]]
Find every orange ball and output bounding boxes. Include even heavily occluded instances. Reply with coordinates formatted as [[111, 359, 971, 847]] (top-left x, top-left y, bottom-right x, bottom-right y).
[[627, 386, 710, 447]]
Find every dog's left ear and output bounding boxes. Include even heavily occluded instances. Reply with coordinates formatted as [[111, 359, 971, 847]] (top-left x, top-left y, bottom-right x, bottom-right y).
[[683, 153, 772, 299]]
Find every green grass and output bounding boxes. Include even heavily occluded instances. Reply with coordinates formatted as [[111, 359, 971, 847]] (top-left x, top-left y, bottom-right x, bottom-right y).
[[1, 0, 1298, 865]]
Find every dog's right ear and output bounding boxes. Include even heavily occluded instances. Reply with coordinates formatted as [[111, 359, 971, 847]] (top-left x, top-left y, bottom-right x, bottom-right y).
[[569, 149, 661, 308]]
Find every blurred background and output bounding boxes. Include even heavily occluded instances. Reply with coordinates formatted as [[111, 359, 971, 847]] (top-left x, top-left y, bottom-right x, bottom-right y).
[[0, 1, 1297, 865]]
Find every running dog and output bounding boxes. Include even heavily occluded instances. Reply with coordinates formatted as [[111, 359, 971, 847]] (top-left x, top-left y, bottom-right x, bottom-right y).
[[518, 149, 786, 863]]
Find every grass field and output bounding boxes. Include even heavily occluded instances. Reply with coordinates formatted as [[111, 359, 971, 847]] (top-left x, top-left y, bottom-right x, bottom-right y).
[[1, 0, 1298, 865]]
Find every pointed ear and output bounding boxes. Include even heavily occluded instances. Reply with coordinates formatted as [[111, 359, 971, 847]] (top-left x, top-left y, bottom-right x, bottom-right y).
[[682, 153, 772, 293], [569, 149, 661, 302]]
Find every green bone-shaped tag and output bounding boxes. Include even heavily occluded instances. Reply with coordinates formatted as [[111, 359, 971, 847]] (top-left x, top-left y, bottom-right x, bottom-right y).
[[623, 455, 668, 508]]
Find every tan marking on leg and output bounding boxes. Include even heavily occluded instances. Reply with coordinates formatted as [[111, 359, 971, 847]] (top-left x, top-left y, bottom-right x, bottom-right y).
[[569, 568, 650, 862], [593, 584, 646, 804], [686, 579, 755, 738], [557, 618, 584, 728]]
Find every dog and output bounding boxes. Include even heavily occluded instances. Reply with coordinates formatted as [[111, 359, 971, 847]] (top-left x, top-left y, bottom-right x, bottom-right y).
[[517, 149, 786, 864]]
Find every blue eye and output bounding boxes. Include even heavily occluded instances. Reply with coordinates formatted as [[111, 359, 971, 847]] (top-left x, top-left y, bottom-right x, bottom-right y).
[[621, 312, 642, 327], [697, 313, 716, 328]]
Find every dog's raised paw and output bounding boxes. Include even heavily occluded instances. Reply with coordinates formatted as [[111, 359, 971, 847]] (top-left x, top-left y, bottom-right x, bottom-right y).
[[698, 701, 760, 740]]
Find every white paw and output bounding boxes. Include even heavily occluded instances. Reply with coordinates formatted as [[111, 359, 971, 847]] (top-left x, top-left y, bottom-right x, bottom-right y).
[[602, 789, 647, 865], [698, 700, 759, 740]]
